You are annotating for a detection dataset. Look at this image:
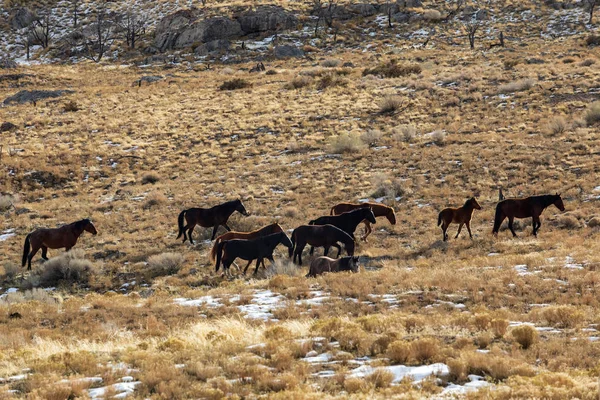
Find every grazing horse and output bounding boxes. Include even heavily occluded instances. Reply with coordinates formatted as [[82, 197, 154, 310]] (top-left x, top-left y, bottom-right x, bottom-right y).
[[330, 202, 396, 241], [290, 224, 355, 265], [177, 199, 249, 244], [22, 219, 98, 271], [309, 208, 376, 241], [215, 231, 293, 276], [437, 197, 482, 241], [492, 193, 565, 237], [306, 256, 359, 278], [209, 223, 284, 262]]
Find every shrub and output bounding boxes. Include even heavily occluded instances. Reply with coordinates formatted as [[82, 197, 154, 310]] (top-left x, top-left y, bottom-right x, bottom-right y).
[[538, 305, 584, 328], [379, 96, 403, 114], [321, 58, 341, 68], [285, 76, 312, 89], [386, 340, 412, 364], [411, 337, 439, 363], [371, 173, 406, 199], [366, 368, 394, 388], [317, 74, 347, 90], [511, 325, 538, 349], [430, 130, 446, 145], [545, 117, 568, 136], [587, 216, 600, 228], [491, 318, 509, 339], [392, 124, 418, 143], [147, 252, 184, 278], [328, 132, 365, 153], [63, 100, 79, 112], [360, 129, 383, 145], [555, 215, 581, 229], [363, 61, 421, 78], [423, 9, 443, 21], [497, 79, 535, 94], [219, 78, 251, 91], [0, 194, 14, 211], [0, 261, 19, 280], [586, 34, 600, 46], [35, 250, 97, 286], [141, 172, 160, 185], [344, 377, 370, 393], [580, 59, 595, 67], [584, 101, 600, 126]]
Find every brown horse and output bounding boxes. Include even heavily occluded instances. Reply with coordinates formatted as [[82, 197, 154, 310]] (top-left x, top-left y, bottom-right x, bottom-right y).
[[290, 224, 355, 265], [22, 219, 98, 270], [306, 256, 360, 278], [177, 199, 249, 244], [330, 202, 396, 241], [492, 193, 565, 237], [209, 222, 284, 262], [215, 231, 293, 276], [437, 197, 482, 241]]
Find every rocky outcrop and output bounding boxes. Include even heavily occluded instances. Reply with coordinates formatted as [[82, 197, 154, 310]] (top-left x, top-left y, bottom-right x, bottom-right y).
[[10, 7, 36, 30], [4, 90, 74, 105], [174, 17, 242, 49], [273, 45, 304, 59], [235, 6, 298, 35], [0, 59, 17, 69], [0, 122, 17, 132], [194, 39, 231, 56]]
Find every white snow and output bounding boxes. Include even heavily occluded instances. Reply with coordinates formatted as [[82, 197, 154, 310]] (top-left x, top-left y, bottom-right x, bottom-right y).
[[0, 229, 15, 241], [442, 374, 491, 395], [302, 352, 334, 364], [349, 363, 449, 384], [88, 380, 140, 399]]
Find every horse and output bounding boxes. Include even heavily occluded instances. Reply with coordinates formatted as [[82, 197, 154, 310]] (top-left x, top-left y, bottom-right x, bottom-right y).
[[306, 256, 360, 278], [215, 231, 293, 276], [290, 224, 355, 265], [309, 207, 376, 241], [330, 202, 396, 241], [492, 193, 565, 237], [209, 222, 283, 262], [177, 199, 249, 244], [437, 197, 482, 241], [22, 219, 98, 271]]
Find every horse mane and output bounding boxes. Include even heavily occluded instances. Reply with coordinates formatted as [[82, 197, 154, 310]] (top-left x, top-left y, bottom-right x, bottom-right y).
[[72, 218, 90, 230], [463, 198, 472, 208]]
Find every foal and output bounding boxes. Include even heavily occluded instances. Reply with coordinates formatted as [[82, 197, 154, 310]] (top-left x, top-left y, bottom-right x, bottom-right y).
[[306, 256, 359, 278], [437, 197, 482, 241]]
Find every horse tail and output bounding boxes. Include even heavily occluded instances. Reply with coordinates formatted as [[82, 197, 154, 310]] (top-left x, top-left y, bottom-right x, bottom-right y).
[[437, 211, 443, 227], [308, 219, 316, 225], [176, 210, 187, 239], [209, 237, 221, 263], [215, 241, 225, 272], [22, 234, 31, 268], [492, 203, 503, 235], [289, 230, 295, 258], [330, 205, 337, 215]]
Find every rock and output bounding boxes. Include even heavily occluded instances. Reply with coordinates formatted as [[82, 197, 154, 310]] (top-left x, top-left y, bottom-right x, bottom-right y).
[[398, 0, 422, 8], [342, 61, 354, 68], [0, 74, 33, 82], [174, 17, 242, 49], [475, 9, 489, 20], [273, 45, 304, 59], [194, 39, 230, 55], [0, 122, 17, 132], [135, 76, 164, 86], [0, 59, 17, 69], [235, 6, 298, 35], [10, 7, 36, 30], [142, 54, 168, 65], [4, 90, 75, 105], [392, 12, 411, 23], [154, 9, 199, 51]]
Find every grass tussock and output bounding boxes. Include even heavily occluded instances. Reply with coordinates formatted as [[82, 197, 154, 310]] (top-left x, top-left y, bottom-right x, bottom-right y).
[[379, 96, 404, 114], [32, 249, 97, 287], [511, 325, 538, 349], [545, 116, 568, 136], [328, 132, 365, 153], [363, 61, 421, 79], [146, 252, 184, 278], [219, 78, 252, 91], [584, 101, 600, 126], [497, 79, 535, 94]]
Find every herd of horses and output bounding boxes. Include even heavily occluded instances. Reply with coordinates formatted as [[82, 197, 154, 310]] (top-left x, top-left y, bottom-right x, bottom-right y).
[[19, 193, 566, 278]]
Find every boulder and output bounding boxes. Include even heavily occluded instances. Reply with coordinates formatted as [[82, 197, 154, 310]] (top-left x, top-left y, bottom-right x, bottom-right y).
[[235, 6, 298, 35], [194, 39, 230, 55], [398, 0, 422, 8], [273, 45, 304, 59], [154, 9, 198, 51], [0, 59, 17, 69], [392, 12, 411, 23], [174, 17, 241, 49], [10, 7, 36, 30], [0, 122, 17, 132], [4, 90, 74, 105], [475, 9, 489, 20]]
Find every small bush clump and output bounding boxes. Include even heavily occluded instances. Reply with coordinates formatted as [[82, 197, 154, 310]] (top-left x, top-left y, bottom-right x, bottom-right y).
[[586, 34, 600, 46], [392, 124, 418, 143], [321, 58, 341, 68], [328, 132, 365, 153], [141, 172, 160, 185], [317, 74, 347, 90], [35, 250, 97, 287], [545, 117, 568, 136], [285, 76, 312, 90], [63, 100, 80, 112], [379, 96, 404, 114], [511, 324, 538, 349], [147, 252, 184, 278], [363, 61, 421, 78], [584, 101, 600, 126], [0, 194, 14, 211], [497, 79, 535, 94], [219, 78, 252, 91]]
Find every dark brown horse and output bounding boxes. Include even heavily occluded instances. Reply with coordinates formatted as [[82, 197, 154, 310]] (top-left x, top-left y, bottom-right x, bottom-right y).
[[215, 231, 293, 276], [177, 199, 249, 244], [437, 197, 482, 241], [330, 202, 396, 241], [307, 256, 359, 278], [309, 207, 376, 241], [290, 224, 355, 265], [492, 193, 565, 237], [209, 222, 284, 262], [22, 219, 98, 270]]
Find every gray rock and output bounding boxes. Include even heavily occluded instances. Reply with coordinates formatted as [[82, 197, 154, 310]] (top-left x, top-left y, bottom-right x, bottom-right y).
[[194, 39, 230, 55], [398, 0, 422, 8], [392, 12, 411, 23], [235, 6, 298, 35], [174, 17, 241, 49], [0, 59, 17, 69], [135, 76, 164, 86], [273, 45, 304, 59], [154, 9, 200, 51], [475, 9, 489, 20], [4, 90, 74, 105], [0, 122, 17, 132], [10, 7, 36, 30]]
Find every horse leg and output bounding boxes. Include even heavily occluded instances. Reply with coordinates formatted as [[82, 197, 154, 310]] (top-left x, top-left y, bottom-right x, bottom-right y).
[[466, 222, 473, 239], [27, 245, 40, 271], [188, 224, 196, 244], [532, 216, 541, 236], [455, 223, 464, 239], [333, 243, 342, 258], [508, 217, 517, 237], [224, 223, 232, 231], [41, 246, 49, 261], [441, 222, 448, 241], [181, 224, 189, 243], [243, 260, 253, 275], [323, 246, 330, 257], [210, 225, 219, 241], [253, 258, 262, 275], [362, 221, 372, 242], [309, 246, 314, 256]]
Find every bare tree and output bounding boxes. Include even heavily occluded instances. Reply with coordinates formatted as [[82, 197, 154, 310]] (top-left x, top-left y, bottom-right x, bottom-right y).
[[584, 0, 599, 24], [73, 5, 117, 62], [443, 0, 465, 22], [72, 0, 81, 28], [116, 9, 148, 49], [28, 10, 54, 49], [312, 0, 336, 37], [465, 22, 479, 49]]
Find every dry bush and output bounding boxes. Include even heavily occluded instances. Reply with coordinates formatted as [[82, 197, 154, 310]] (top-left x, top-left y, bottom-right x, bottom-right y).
[[219, 78, 251, 91], [343, 377, 371, 393], [328, 132, 365, 153], [220, 67, 235, 75], [392, 124, 418, 143], [584, 101, 600, 126], [321, 59, 341, 68], [511, 325, 538, 349], [285, 76, 312, 89], [33, 250, 97, 287], [184, 363, 221, 382], [586, 34, 600, 46], [579, 59, 595, 67], [371, 173, 406, 199], [360, 129, 383, 145], [423, 9, 443, 21], [497, 79, 535, 94], [430, 130, 446, 145], [146, 252, 184, 278], [317, 74, 347, 90], [141, 172, 160, 185], [143, 192, 167, 210], [491, 318, 509, 339], [555, 215, 581, 229], [366, 368, 394, 388], [545, 117, 568, 136], [0, 194, 14, 211], [0, 261, 20, 280], [63, 100, 79, 112], [386, 340, 412, 364], [379, 96, 403, 114], [363, 61, 421, 78], [587, 216, 600, 228], [265, 260, 303, 277], [0, 287, 58, 304], [536, 305, 585, 328], [411, 337, 440, 363]]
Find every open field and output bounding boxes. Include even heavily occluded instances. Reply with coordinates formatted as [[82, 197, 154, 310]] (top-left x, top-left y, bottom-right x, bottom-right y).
[[2, 1, 600, 397]]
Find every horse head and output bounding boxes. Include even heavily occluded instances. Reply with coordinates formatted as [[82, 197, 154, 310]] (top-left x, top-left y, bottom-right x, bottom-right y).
[[470, 197, 482, 210], [340, 256, 360, 273], [554, 193, 565, 212], [236, 199, 250, 216], [364, 208, 376, 224], [279, 232, 293, 249], [83, 219, 98, 235], [386, 207, 397, 224]]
